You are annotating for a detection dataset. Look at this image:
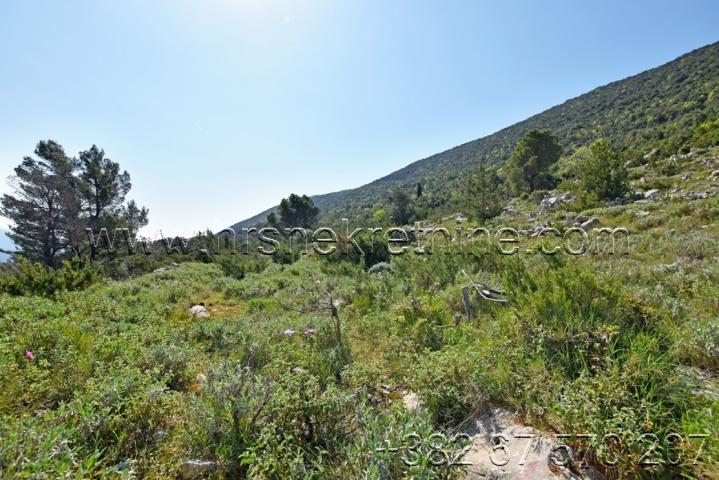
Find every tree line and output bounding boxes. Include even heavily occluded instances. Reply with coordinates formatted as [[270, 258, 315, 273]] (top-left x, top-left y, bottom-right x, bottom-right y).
[[1, 140, 148, 268], [384, 129, 629, 225], [2, 131, 630, 268]]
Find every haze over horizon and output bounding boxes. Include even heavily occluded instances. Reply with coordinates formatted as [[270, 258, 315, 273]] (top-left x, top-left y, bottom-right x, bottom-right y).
[[1, 0, 718, 237]]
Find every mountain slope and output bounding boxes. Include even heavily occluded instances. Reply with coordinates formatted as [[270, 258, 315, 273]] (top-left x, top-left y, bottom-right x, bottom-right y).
[[231, 41, 719, 229]]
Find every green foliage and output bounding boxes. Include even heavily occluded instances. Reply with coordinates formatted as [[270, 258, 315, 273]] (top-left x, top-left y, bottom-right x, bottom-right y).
[[0, 141, 80, 267], [388, 188, 413, 224], [460, 164, 505, 222], [231, 42, 719, 228], [0, 257, 100, 296], [212, 252, 270, 280], [690, 117, 719, 148], [77, 145, 147, 234], [506, 129, 562, 193], [3, 145, 719, 478], [576, 139, 629, 201], [1, 140, 147, 267], [269, 193, 320, 229]]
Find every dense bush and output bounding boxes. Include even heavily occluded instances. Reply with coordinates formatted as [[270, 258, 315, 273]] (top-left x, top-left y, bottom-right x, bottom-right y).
[[0, 257, 100, 296]]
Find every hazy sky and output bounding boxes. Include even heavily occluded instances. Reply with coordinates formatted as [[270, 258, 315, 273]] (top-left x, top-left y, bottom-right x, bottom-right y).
[[1, 0, 718, 236]]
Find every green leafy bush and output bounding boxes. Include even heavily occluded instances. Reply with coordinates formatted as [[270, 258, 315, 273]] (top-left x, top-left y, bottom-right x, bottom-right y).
[[0, 257, 100, 296]]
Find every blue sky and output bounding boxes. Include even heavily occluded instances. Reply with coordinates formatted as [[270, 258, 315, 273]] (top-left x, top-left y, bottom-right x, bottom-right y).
[[1, 0, 718, 236]]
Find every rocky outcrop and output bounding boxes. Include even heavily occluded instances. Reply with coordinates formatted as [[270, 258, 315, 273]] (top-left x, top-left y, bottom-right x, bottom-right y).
[[463, 409, 604, 480]]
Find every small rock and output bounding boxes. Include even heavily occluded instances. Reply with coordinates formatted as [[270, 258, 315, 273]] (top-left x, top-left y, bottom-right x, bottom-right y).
[[643, 148, 659, 161], [153, 262, 180, 273], [541, 196, 559, 209], [574, 214, 589, 224], [530, 225, 549, 237], [580, 217, 600, 231], [401, 391, 423, 411], [686, 191, 709, 200], [643, 189, 661, 200], [559, 192, 573, 202], [189, 304, 210, 318], [181, 460, 216, 480]]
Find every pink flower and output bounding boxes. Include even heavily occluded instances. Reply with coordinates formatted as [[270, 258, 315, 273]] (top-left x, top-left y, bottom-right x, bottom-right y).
[[283, 328, 295, 337], [25, 350, 35, 361], [304, 326, 316, 336]]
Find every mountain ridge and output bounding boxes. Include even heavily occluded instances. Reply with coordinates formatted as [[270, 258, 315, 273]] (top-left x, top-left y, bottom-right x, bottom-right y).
[[230, 40, 719, 230]]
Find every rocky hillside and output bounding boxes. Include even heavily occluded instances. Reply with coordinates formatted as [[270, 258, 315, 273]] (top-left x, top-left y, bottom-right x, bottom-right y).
[[231, 41, 719, 229]]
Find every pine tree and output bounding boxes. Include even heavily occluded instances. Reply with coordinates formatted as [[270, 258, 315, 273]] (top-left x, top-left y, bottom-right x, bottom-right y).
[[389, 189, 413, 224], [507, 129, 562, 193], [463, 164, 504, 222], [2, 141, 149, 265], [1, 141, 81, 266]]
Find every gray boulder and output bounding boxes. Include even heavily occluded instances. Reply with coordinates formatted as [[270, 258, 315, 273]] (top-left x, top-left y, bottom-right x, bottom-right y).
[[189, 304, 210, 318], [462, 409, 602, 480], [686, 191, 709, 200], [541, 196, 559, 209], [643, 189, 661, 200], [580, 217, 600, 231], [181, 460, 216, 479]]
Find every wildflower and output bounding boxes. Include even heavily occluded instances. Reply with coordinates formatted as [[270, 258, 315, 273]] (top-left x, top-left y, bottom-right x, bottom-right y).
[[304, 326, 316, 336], [25, 350, 35, 360], [283, 328, 295, 337]]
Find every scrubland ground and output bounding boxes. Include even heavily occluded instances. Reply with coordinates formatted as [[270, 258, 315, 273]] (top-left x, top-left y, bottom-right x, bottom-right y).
[[2, 148, 719, 479]]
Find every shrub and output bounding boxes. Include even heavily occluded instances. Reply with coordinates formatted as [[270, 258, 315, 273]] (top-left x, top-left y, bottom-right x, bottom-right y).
[[0, 257, 100, 296], [575, 139, 629, 201]]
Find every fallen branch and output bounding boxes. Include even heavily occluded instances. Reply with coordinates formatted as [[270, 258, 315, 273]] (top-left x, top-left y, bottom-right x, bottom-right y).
[[461, 270, 508, 303]]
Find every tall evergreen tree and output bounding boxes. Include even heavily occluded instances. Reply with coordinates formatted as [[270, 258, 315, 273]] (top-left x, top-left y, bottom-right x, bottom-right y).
[[1, 141, 81, 267], [389, 189, 413, 224], [2, 141, 148, 265], [507, 129, 562, 193], [463, 164, 504, 222], [77, 145, 132, 231]]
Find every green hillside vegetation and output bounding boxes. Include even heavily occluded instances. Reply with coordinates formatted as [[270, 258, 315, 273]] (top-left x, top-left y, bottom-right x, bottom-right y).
[[2, 42, 719, 479], [232, 41, 719, 230], [2, 142, 719, 476]]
